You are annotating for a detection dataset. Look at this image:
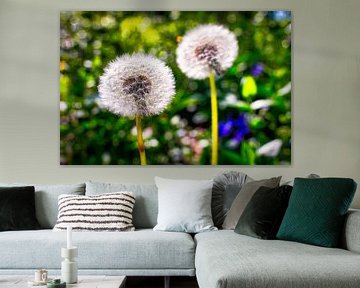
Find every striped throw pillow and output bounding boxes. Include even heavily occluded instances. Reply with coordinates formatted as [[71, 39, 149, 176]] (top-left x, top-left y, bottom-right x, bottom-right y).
[[53, 192, 135, 231]]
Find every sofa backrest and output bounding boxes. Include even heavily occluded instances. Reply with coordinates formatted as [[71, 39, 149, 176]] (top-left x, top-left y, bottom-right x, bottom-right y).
[[0, 183, 86, 228], [86, 181, 158, 229]]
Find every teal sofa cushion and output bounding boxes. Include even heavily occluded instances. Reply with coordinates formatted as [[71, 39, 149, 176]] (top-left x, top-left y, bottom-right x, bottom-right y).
[[277, 178, 357, 247]]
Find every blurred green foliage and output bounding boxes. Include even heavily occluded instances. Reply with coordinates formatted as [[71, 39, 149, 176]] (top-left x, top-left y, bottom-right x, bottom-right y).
[[60, 11, 291, 165]]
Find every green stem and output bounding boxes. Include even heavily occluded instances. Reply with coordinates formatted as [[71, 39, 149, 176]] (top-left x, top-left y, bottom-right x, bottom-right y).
[[135, 114, 147, 165], [209, 72, 218, 165]]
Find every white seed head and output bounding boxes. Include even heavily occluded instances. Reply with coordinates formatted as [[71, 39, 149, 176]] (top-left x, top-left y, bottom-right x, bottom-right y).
[[176, 24, 238, 80], [98, 53, 176, 117]]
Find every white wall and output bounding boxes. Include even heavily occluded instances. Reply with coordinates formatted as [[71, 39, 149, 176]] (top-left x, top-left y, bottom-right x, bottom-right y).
[[0, 0, 359, 208]]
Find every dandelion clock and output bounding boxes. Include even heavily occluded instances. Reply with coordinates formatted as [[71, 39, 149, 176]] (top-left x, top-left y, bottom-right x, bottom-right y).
[[176, 24, 238, 80], [176, 24, 238, 164], [98, 53, 176, 165]]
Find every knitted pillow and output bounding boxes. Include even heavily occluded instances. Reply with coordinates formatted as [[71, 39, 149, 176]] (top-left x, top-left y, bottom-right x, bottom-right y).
[[277, 178, 357, 247], [53, 192, 135, 231]]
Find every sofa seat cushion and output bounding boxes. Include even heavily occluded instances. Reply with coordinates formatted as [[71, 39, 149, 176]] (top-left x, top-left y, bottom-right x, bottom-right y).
[[195, 230, 360, 288], [0, 229, 195, 270]]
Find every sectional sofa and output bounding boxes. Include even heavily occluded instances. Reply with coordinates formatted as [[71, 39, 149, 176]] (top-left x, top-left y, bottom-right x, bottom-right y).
[[0, 181, 359, 288]]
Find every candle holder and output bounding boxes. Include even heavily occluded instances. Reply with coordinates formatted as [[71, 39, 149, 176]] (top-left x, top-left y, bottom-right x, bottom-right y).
[[61, 247, 78, 284]]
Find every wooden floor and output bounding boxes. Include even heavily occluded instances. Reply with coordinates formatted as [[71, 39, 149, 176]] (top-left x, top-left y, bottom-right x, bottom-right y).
[[126, 276, 199, 288]]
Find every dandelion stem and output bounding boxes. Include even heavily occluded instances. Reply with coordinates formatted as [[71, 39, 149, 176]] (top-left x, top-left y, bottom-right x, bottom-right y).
[[209, 72, 218, 165], [135, 114, 147, 165]]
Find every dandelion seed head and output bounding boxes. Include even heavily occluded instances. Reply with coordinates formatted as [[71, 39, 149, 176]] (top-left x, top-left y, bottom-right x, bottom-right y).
[[176, 24, 238, 79], [98, 53, 175, 117]]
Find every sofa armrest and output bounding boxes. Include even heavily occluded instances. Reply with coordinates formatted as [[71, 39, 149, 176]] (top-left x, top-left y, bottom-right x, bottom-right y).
[[342, 209, 360, 253]]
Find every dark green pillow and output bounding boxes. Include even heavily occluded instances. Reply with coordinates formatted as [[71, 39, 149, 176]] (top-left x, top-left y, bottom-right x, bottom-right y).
[[235, 185, 292, 239], [0, 186, 41, 231], [277, 178, 357, 247]]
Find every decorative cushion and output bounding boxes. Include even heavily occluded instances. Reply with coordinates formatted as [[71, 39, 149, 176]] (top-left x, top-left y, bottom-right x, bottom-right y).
[[277, 178, 357, 248], [153, 177, 217, 233], [234, 185, 293, 239], [212, 171, 252, 228], [0, 186, 41, 231], [53, 192, 136, 231], [222, 176, 281, 230], [0, 183, 86, 228]]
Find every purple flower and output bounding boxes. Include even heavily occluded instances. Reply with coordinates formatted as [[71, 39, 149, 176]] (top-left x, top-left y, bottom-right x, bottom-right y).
[[219, 120, 234, 137], [219, 114, 250, 146], [251, 63, 264, 77], [233, 114, 250, 142]]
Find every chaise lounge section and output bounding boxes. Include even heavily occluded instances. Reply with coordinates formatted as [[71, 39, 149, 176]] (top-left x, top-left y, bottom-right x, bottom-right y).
[[195, 214, 360, 288]]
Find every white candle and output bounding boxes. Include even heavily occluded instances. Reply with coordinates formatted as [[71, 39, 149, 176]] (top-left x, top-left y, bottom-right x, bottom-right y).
[[67, 225, 72, 249]]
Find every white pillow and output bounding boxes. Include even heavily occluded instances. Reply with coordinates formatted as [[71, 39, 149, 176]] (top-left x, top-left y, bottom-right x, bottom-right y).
[[53, 192, 135, 232], [153, 177, 217, 233]]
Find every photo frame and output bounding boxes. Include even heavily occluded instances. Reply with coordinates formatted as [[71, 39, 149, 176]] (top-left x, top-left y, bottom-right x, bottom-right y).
[[60, 11, 291, 165]]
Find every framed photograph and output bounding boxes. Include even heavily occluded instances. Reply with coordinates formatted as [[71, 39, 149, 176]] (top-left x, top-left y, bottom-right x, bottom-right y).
[[60, 11, 291, 165]]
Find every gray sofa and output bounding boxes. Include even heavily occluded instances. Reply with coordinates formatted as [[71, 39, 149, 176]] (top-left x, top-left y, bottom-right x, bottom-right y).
[[0, 181, 359, 288]]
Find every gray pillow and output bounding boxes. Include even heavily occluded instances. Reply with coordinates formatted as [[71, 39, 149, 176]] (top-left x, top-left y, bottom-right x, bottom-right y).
[[86, 181, 158, 229], [212, 171, 252, 228], [222, 177, 281, 230], [153, 177, 217, 233], [0, 183, 85, 228]]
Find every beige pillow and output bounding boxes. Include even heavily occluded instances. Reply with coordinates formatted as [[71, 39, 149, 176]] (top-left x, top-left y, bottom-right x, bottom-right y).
[[222, 177, 281, 230]]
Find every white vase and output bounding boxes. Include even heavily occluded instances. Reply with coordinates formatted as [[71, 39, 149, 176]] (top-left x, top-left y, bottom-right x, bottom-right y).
[[61, 247, 78, 284]]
